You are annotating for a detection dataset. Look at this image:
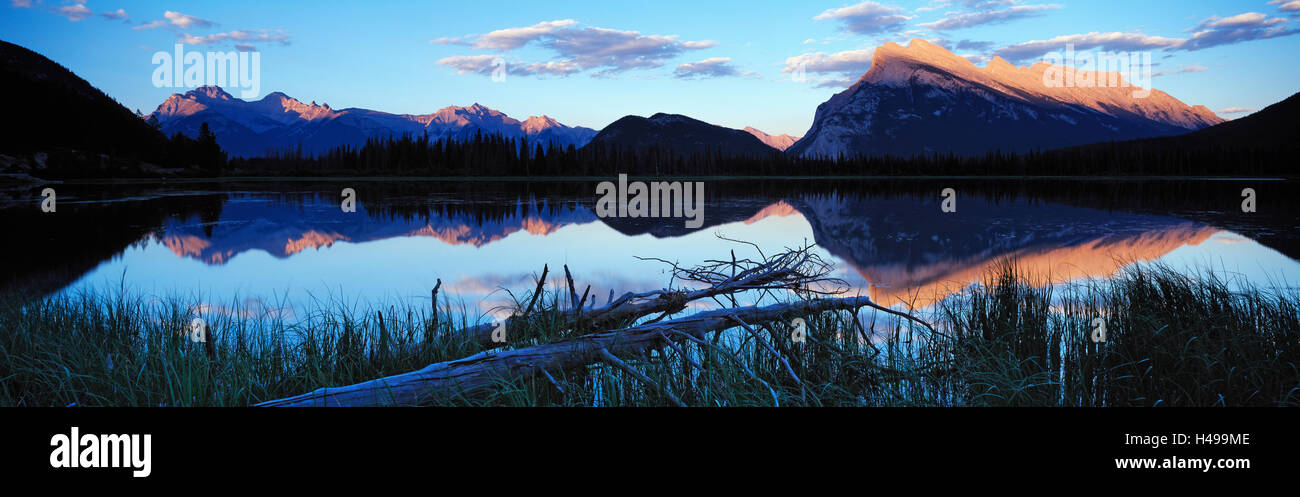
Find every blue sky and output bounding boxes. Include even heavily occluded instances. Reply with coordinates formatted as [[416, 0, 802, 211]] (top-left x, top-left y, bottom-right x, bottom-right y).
[[3, 0, 1298, 136]]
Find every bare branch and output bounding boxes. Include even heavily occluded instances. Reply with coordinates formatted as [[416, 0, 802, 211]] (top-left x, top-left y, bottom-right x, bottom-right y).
[[256, 296, 876, 407]]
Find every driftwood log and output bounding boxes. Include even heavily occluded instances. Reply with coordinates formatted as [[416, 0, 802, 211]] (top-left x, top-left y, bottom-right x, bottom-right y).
[[450, 246, 844, 348], [256, 295, 876, 407]]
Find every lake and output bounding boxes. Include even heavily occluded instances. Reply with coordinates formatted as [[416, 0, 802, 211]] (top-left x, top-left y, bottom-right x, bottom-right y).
[[5, 177, 1298, 323]]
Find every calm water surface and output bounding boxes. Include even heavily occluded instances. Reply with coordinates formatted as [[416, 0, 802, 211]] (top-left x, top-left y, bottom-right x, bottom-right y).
[[6, 178, 1298, 322]]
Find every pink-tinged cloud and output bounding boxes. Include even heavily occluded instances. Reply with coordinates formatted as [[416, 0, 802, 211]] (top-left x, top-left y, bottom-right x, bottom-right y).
[[437, 55, 580, 77], [56, 1, 91, 22], [435, 20, 716, 77], [180, 29, 290, 46], [782, 48, 875, 78], [993, 31, 1185, 63], [1269, 0, 1300, 12], [814, 1, 912, 34], [1181, 12, 1298, 51], [163, 10, 213, 29], [134, 10, 214, 30], [471, 19, 579, 51], [993, 12, 1299, 62], [673, 57, 741, 79], [918, 4, 1062, 31]]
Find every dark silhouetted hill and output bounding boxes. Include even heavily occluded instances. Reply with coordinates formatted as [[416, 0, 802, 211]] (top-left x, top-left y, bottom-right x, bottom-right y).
[[584, 113, 777, 159], [0, 39, 165, 159]]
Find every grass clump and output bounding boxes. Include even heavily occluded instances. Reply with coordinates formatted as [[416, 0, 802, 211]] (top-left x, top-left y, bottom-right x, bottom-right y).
[[934, 262, 1300, 406]]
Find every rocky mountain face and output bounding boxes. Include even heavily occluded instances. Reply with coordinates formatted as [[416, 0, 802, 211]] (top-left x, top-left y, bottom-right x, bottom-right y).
[[788, 39, 1224, 158], [743, 127, 800, 151], [148, 87, 597, 157]]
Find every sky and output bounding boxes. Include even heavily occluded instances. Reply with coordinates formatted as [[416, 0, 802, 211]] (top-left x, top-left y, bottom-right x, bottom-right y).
[[3, 0, 1299, 137]]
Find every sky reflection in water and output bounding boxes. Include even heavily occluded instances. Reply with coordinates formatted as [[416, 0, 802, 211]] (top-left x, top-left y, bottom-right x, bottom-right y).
[[55, 181, 1300, 326]]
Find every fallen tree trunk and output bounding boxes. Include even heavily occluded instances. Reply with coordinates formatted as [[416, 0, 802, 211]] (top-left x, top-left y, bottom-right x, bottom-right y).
[[256, 296, 876, 407], [451, 247, 839, 348]]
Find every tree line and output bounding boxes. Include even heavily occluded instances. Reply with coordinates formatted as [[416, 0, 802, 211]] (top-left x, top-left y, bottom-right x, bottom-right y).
[[226, 129, 1294, 178]]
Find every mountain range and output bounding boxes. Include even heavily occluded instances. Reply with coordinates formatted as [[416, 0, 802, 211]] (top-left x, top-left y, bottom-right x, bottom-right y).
[[4, 37, 1289, 173], [788, 39, 1224, 158], [140, 39, 1254, 162], [148, 86, 599, 157]]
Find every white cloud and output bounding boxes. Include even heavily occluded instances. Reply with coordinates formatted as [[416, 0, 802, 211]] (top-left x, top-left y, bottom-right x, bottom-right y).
[[99, 8, 127, 21], [436, 20, 716, 76], [1181, 12, 1298, 50], [782, 48, 875, 76], [436, 55, 499, 74], [135, 10, 214, 30], [516, 59, 582, 76], [17, 3, 289, 49], [436, 55, 581, 77], [163, 10, 213, 29], [673, 57, 741, 79], [431, 36, 470, 46], [992, 11, 1298, 63], [992, 32, 1185, 63], [814, 1, 912, 34], [550, 27, 701, 71], [56, 1, 91, 21], [181, 29, 290, 46], [918, 4, 1062, 31], [472, 19, 578, 51], [1269, 0, 1300, 12], [132, 20, 167, 30], [682, 40, 720, 49]]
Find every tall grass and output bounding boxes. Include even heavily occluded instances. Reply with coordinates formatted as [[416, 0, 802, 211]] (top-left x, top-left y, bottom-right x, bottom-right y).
[[933, 262, 1300, 406], [2, 263, 1297, 406]]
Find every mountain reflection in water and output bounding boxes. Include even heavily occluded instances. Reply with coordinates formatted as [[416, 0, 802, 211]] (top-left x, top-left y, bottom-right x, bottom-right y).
[[6, 179, 1297, 318]]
